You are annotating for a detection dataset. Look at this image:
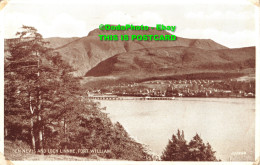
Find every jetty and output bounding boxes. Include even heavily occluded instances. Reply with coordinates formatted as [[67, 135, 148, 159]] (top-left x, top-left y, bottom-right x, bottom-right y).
[[87, 96, 175, 100]]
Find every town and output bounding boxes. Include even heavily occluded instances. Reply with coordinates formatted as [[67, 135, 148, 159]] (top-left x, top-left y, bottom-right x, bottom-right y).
[[87, 79, 255, 98]]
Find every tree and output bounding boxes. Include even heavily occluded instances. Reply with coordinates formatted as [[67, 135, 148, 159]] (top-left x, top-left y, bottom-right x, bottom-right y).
[[161, 129, 188, 161], [161, 131, 218, 161], [5, 26, 152, 160], [187, 133, 217, 161], [6, 26, 47, 152], [205, 142, 217, 161], [187, 133, 207, 161], [5, 25, 68, 153]]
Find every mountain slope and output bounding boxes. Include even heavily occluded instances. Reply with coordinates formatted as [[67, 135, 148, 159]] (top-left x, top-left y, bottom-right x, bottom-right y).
[[5, 27, 228, 76], [55, 27, 228, 76], [4, 37, 79, 59], [85, 46, 255, 79], [4, 37, 79, 49], [44, 37, 80, 48]]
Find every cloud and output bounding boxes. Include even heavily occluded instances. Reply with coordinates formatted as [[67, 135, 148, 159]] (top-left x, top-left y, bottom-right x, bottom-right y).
[[135, 11, 165, 26], [4, 1, 255, 49], [103, 11, 132, 25], [185, 10, 253, 20], [43, 13, 87, 37], [177, 28, 255, 48], [4, 12, 88, 38], [4, 12, 43, 38], [5, 10, 165, 38], [103, 11, 164, 27]]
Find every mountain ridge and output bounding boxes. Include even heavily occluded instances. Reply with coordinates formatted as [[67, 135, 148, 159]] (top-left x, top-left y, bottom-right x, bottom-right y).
[[85, 46, 255, 80], [54, 28, 229, 76], [5, 27, 254, 80]]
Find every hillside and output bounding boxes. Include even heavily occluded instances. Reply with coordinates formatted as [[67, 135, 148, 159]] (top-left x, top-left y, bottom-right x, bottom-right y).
[[44, 37, 80, 48], [4, 37, 79, 49], [54, 27, 228, 76], [6, 27, 252, 79], [4, 37, 79, 60], [85, 46, 255, 80]]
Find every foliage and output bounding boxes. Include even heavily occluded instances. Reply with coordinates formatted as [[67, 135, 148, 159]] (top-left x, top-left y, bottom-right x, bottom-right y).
[[4, 25, 151, 160], [161, 130, 218, 161]]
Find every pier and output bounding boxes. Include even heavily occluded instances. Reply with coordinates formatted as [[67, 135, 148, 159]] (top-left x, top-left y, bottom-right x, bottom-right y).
[[87, 96, 175, 100]]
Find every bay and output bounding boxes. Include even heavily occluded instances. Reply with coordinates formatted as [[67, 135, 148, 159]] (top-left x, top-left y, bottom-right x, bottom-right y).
[[98, 98, 255, 161]]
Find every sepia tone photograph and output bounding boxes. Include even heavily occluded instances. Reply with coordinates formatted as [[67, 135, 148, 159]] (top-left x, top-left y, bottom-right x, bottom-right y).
[[1, 0, 259, 164]]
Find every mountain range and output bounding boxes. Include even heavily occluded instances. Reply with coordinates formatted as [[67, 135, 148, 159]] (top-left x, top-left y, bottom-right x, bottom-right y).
[[5, 27, 255, 82], [54, 28, 232, 77]]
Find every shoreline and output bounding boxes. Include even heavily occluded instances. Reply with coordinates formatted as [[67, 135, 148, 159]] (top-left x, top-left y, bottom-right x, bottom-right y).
[[88, 95, 255, 100]]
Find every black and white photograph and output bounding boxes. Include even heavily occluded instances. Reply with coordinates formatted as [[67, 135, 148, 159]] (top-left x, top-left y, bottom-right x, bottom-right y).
[[0, 0, 259, 164]]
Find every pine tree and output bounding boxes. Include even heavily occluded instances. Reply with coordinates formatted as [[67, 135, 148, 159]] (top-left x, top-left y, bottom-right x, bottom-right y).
[[187, 133, 207, 161], [5, 25, 65, 153], [177, 129, 188, 160], [5, 26, 153, 160], [187, 133, 217, 161], [161, 130, 188, 161], [161, 131, 218, 161], [205, 142, 217, 161]]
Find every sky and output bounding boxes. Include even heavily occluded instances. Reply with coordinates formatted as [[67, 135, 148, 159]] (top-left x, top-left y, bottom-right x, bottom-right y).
[[2, 0, 257, 48]]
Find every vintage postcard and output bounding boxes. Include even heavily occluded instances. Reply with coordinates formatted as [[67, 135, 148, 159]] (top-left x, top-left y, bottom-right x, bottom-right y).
[[0, 0, 259, 164]]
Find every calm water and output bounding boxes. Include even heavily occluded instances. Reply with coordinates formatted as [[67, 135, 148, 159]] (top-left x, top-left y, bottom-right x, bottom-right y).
[[98, 98, 255, 161]]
